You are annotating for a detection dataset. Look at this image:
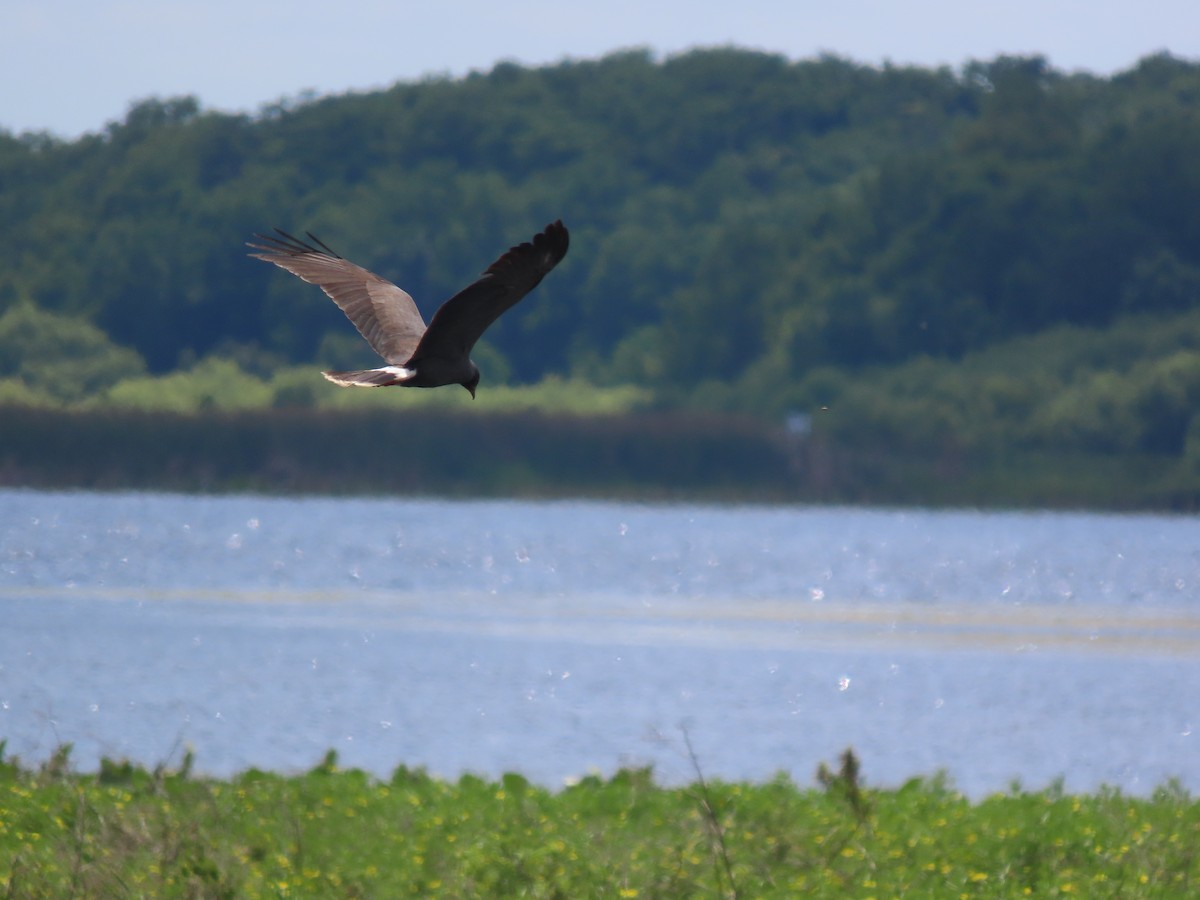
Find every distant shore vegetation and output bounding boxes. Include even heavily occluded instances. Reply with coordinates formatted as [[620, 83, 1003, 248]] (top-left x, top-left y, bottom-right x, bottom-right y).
[[3, 49, 1200, 506]]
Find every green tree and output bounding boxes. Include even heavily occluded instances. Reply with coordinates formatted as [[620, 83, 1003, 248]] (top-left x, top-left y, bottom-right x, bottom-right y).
[[0, 303, 146, 402]]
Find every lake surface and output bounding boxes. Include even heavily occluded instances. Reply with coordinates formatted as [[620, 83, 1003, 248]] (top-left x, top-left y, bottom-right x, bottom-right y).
[[2, 488, 1198, 797]]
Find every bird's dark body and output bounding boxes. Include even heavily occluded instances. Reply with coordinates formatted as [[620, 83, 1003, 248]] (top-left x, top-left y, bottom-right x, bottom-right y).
[[247, 221, 569, 397]]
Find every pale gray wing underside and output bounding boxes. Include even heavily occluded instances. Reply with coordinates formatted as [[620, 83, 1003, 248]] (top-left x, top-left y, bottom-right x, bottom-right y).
[[247, 230, 426, 365]]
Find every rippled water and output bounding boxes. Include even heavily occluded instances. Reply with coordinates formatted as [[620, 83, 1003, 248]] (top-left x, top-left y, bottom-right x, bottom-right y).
[[2, 489, 1198, 796]]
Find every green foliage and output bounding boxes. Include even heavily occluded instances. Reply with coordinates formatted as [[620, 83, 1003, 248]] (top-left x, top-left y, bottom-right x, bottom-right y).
[[4, 50, 1198, 395], [93, 360, 650, 417], [0, 303, 146, 402], [105, 357, 274, 413], [0, 377, 59, 409], [817, 310, 1200, 460], [3, 49, 1200, 501], [1, 747, 1196, 897]]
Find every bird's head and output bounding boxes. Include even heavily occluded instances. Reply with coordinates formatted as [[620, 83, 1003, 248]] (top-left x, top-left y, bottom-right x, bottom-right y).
[[463, 367, 480, 399]]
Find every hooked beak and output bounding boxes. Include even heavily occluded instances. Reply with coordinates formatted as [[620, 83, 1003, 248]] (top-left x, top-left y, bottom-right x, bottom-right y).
[[465, 383, 476, 399]]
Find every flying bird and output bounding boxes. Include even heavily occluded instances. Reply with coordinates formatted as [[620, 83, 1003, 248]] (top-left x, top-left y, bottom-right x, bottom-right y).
[[247, 220, 569, 398]]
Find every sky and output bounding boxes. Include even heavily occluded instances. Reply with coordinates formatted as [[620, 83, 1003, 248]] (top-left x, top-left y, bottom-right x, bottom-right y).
[[3, 0, 1199, 138]]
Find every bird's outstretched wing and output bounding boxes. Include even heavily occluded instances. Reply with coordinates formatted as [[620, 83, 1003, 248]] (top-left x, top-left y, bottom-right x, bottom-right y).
[[411, 220, 569, 361], [247, 230, 426, 365]]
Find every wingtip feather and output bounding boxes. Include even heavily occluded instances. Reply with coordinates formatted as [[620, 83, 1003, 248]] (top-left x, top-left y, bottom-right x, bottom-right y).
[[484, 220, 569, 277]]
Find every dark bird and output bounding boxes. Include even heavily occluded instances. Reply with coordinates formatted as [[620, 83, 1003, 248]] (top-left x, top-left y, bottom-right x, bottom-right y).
[[247, 220, 569, 398]]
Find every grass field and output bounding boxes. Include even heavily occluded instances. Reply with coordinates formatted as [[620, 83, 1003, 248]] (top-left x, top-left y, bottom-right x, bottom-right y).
[[2, 745, 1197, 898]]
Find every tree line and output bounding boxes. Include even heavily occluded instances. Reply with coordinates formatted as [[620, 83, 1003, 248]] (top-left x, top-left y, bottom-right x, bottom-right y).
[[2, 48, 1200, 469]]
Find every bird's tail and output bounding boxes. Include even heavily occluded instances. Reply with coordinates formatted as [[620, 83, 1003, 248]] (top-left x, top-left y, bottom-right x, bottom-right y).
[[322, 366, 412, 387]]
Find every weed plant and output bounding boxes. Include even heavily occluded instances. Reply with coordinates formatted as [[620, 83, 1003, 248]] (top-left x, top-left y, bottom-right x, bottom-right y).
[[2, 743, 1197, 898]]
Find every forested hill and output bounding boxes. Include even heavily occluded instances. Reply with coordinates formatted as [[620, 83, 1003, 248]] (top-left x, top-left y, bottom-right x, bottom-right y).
[[3, 49, 1200, 459]]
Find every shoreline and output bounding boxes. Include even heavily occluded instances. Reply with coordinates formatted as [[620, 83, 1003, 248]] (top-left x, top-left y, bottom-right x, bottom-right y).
[[3, 405, 1199, 512]]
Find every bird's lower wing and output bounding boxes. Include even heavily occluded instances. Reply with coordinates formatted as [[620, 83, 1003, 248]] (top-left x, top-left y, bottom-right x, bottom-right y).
[[322, 366, 414, 387], [248, 230, 427, 365]]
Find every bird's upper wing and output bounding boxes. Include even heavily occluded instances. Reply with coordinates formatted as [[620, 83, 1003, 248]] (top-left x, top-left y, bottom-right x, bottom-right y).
[[411, 220, 569, 361], [247, 230, 426, 365]]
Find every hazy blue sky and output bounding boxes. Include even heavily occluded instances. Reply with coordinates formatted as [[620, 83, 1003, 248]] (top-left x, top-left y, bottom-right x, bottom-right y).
[[4, 0, 1198, 137]]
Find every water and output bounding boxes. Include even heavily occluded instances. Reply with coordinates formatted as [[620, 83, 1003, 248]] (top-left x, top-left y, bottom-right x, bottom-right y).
[[2, 488, 1198, 797]]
